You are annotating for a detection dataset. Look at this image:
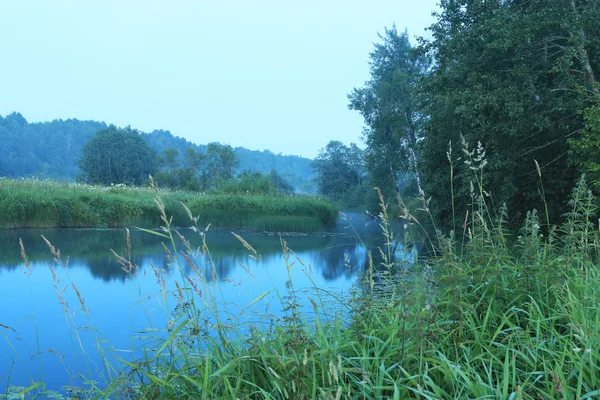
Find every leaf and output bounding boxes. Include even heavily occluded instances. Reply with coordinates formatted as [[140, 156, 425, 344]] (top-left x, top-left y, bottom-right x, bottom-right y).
[[152, 318, 190, 359], [242, 291, 271, 312], [134, 226, 170, 239]]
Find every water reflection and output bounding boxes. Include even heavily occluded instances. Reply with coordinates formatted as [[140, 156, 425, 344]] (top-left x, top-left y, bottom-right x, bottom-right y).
[[0, 215, 404, 283], [0, 213, 420, 392]]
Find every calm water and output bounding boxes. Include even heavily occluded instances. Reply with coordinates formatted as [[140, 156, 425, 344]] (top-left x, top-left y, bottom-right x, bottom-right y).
[[0, 213, 414, 392]]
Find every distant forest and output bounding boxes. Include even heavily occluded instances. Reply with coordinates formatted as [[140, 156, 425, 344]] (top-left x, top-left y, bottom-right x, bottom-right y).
[[0, 112, 316, 193]]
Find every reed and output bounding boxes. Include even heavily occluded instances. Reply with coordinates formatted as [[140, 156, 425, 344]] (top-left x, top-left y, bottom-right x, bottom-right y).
[[0, 178, 337, 232]]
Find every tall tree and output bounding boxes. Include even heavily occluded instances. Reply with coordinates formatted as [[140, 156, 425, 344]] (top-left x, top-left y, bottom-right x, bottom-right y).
[[348, 27, 428, 201], [419, 0, 600, 226], [155, 147, 180, 188], [78, 125, 158, 186]]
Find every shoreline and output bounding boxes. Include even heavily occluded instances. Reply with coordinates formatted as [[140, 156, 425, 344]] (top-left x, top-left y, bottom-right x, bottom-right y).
[[0, 178, 337, 232]]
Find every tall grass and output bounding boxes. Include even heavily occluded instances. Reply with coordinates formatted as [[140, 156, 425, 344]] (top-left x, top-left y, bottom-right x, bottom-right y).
[[3, 143, 600, 399], [0, 178, 337, 232]]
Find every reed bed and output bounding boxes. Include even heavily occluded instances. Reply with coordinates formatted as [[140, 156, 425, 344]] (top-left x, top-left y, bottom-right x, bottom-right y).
[[0, 178, 337, 232]]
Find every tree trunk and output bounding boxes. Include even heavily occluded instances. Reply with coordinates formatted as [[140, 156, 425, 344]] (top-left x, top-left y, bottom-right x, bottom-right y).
[[570, 0, 598, 92], [390, 166, 402, 199], [406, 110, 424, 193]]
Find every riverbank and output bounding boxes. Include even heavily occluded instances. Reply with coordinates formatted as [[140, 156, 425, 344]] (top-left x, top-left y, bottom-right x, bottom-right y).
[[0, 178, 337, 232], [112, 180, 599, 398], [3, 179, 600, 399]]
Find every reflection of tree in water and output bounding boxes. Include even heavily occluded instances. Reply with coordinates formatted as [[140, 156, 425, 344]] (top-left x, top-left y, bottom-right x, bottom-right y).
[[84, 254, 169, 282], [312, 212, 425, 284], [0, 229, 146, 267], [1, 223, 421, 285], [309, 216, 401, 283], [310, 238, 416, 282], [313, 212, 404, 281], [202, 254, 234, 282], [84, 257, 127, 282], [312, 238, 363, 282], [351, 238, 425, 293]]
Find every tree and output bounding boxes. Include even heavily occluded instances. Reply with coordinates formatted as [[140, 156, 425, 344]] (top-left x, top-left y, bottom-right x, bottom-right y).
[[78, 125, 158, 186], [0, 113, 107, 179], [0, 114, 316, 192], [156, 147, 207, 191], [203, 143, 240, 189], [569, 88, 600, 190], [179, 147, 205, 191], [160, 147, 179, 170], [270, 169, 294, 194], [155, 144, 243, 192], [348, 27, 428, 201], [223, 170, 273, 194], [155, 147, 180, 188], [418, 0, 600, 227], [311, 141, 366, 206]]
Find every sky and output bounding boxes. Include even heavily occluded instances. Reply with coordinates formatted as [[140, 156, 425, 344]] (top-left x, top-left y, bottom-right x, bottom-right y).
[[0, 1, 438, 158]]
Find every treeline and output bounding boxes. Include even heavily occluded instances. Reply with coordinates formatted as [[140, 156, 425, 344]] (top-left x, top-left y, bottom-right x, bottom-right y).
[[0, 114, 106, 179], [143, 129, 315, 192], [313, 0, 600, 226], [152, 142, 293, 195], [0, 114, 316, 193], [77, 125, 295, 195]]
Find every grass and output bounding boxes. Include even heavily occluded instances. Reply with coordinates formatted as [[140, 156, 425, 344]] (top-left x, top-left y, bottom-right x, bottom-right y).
[[2, 161, 600, 398], [0, 178, 338, 232]]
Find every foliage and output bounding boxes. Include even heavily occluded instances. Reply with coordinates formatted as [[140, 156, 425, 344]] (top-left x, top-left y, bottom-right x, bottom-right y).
[[348, 27, 428, 202], [132, 129, 316, 193], [156, 145, 294, 195], [0, 113, 106, 180], [569, 89, 600, 191], [155, 147, 205, 191], [0, 114, 317, 193], [418, 0, 599, 227], [221, 169, 295, 195], [202, 142, 240, 189], [348, 2, 599, 228], [311, 140, 367, 208], [234, 148, 316, 193], [78, 125, 158, 186], [270, 168, 295, 194]]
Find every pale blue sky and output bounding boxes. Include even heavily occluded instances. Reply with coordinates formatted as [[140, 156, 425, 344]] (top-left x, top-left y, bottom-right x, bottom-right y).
[[0, 1, 438, 158]]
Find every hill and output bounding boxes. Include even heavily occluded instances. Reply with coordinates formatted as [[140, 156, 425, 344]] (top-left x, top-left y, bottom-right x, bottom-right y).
[[0, 112, 316, 193]]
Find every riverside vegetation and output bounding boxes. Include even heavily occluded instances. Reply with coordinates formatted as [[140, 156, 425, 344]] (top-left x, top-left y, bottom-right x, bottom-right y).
[[3, 155, 600, 399], [2, 1, 600, 396], [0, 178, 337, 232]]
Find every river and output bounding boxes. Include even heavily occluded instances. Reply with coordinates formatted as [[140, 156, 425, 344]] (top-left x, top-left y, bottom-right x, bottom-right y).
[[0, 213, 414, 393]]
